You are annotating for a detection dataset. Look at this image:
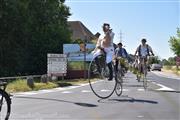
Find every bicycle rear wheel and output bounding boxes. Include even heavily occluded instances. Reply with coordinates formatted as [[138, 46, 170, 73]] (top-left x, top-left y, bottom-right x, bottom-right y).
[[88, 59, 116, 99], [115, 82, 122, 96], [116, 65, 123, 83], [0, 89, 11, 120]]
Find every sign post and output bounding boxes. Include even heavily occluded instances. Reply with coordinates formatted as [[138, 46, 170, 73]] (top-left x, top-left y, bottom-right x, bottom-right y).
[[176, 56, 180, 69], [47, 54, 67, 79]]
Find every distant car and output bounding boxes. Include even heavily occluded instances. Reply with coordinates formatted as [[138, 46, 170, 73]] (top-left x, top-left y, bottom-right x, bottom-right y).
[[151, 64, 162, 71]]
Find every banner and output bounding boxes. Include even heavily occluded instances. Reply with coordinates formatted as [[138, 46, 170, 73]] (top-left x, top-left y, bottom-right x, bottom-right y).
[[63, 44, 95, 61]]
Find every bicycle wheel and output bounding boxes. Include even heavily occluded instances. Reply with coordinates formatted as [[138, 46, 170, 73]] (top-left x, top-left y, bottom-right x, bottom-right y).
[[115, 82, 122, 96], [88, 58, 116, 99], [142, 65, 148, 89], [116, 64, 123, 83], [0, 89, 11, 120]]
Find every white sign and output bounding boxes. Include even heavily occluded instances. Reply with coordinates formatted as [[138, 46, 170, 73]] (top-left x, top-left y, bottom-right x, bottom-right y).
[[47, 54, 67, 76]]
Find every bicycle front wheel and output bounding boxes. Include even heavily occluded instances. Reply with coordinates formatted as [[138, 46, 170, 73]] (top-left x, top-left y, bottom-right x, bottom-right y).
[[0, 89, 11, 120], [142, 66, 148, 89], [88, 60, 116, 99]]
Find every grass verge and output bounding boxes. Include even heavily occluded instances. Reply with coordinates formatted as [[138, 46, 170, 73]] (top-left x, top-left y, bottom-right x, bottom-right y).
[[6, 79, 58, 93], [6, 78, 93, 93], [162, 66, 180, 76]]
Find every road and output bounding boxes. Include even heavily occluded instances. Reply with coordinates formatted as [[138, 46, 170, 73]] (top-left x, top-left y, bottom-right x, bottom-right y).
[[9, 71, 180, 120]]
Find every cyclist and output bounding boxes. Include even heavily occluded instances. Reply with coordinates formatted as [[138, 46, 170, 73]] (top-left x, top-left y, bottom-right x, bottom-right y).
[[114, 42, 128, 73], [134, 38, 154, 79], [93, 23, 115, 80]]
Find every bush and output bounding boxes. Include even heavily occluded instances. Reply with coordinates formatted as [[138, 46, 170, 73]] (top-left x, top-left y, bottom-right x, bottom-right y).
[[68, 61, 89, 70]]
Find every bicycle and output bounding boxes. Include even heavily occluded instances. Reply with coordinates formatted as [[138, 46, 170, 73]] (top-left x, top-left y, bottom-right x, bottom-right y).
[[136, 56, 148, 89], [0, 81, 11, 120], [88, 54, 122, 99], [115, 57, 128, 83]]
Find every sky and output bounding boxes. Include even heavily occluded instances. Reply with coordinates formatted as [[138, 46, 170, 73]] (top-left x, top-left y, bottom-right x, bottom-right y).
[[65, 0, 180, 59]]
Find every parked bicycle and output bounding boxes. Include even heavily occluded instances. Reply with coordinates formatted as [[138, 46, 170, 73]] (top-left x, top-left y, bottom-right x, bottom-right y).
[[0, 81, 11, 120], [88, 54, 123, 99]]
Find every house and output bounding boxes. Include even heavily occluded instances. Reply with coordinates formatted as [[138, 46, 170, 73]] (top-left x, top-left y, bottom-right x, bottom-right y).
[[68, 21, 96, 43]]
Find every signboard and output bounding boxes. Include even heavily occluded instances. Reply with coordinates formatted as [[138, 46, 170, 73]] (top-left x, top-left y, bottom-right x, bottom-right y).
[[47, 54, 67, 76], [176, 56, 180, 66], [63, 44, 96, 61]]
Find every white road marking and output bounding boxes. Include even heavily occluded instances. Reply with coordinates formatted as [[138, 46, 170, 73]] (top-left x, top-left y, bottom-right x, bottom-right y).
[[122, 89, 129, 91], [39, 90, 53, 93], [81, 90, 91, 93], [138, 89, 145, 91], [15, 92, 38, 96], [101, 89, 111, 92], [137, 115, 144, 118], [61, 91, 72, 94], [155, 83, 175, 91]]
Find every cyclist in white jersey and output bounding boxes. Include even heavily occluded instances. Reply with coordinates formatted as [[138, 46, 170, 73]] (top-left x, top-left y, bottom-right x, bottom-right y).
[[134, 38, 154, 74], [93, 23, 115, 80]]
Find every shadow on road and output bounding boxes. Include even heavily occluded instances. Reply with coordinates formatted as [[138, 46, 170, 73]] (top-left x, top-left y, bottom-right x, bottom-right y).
[[98, 95, 158, 104], [151, 90, 180, 93], [123, 84, 144, 87], [15, 96, 98, 107]]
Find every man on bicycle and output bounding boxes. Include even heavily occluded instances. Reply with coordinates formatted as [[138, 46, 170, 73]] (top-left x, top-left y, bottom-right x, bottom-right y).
[[134, 38, 154, 79], [114, 42, 128, 73], [93, 23, 115, 80]]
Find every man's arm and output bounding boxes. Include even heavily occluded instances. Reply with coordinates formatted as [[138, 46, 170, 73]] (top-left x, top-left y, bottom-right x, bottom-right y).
[[104, 32, 111, 43], [134, 47, 139, 56], [124, 48, 128, 58], [148, 45, 154, 56]]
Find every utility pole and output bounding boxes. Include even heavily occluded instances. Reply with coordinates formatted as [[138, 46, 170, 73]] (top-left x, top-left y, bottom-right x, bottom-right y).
[[119, 30, 123, 43]]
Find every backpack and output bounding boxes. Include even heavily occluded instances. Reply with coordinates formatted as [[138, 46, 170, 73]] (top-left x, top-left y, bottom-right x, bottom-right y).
[[138, 44, 150, 56]]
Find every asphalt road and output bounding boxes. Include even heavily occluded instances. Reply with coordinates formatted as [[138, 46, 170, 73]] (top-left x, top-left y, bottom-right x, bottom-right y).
[[9, 71, 180, 120]]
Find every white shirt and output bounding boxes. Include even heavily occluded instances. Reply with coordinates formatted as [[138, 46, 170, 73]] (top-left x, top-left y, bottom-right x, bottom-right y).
[[137, 44, 152, 57]]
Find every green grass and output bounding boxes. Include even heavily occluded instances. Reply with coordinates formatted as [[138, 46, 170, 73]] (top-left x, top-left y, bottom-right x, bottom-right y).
[[163, 65, 180, 75], [68, 61, 89, 70], [6, 79, 58, 93], [6, 78, 94, 93]]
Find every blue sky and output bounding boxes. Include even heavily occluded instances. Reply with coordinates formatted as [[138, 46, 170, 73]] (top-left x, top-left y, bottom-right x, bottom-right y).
[[65, 0, 180, 59]]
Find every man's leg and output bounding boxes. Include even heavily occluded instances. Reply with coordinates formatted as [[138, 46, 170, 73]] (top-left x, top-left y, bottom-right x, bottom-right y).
[[104, 47, 114, 80], [94, 57, 101, 74], [115, 60, 118, 72], [107, 62, 113, 80]]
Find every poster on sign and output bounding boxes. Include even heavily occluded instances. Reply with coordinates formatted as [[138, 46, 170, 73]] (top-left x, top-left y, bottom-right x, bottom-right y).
[[47, 54, 67, 76], [63, 44, 95, 61]]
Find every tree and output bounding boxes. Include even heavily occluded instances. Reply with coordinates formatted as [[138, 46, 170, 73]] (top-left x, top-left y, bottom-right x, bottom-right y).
[[162, 59, 170, 65], [169, 28, 180, 56], [0, 0, 72, 77], [168, 57, 176, 65], [148, 56, 161, 64]]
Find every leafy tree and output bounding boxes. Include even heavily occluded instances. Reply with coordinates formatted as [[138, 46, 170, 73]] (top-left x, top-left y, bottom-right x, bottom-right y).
[[148, 56, 161, 64], [162, 59, 170, 65], [169, 28, 180, 56], [168, 57, 176, 65], [0, 0, 71, 77]]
